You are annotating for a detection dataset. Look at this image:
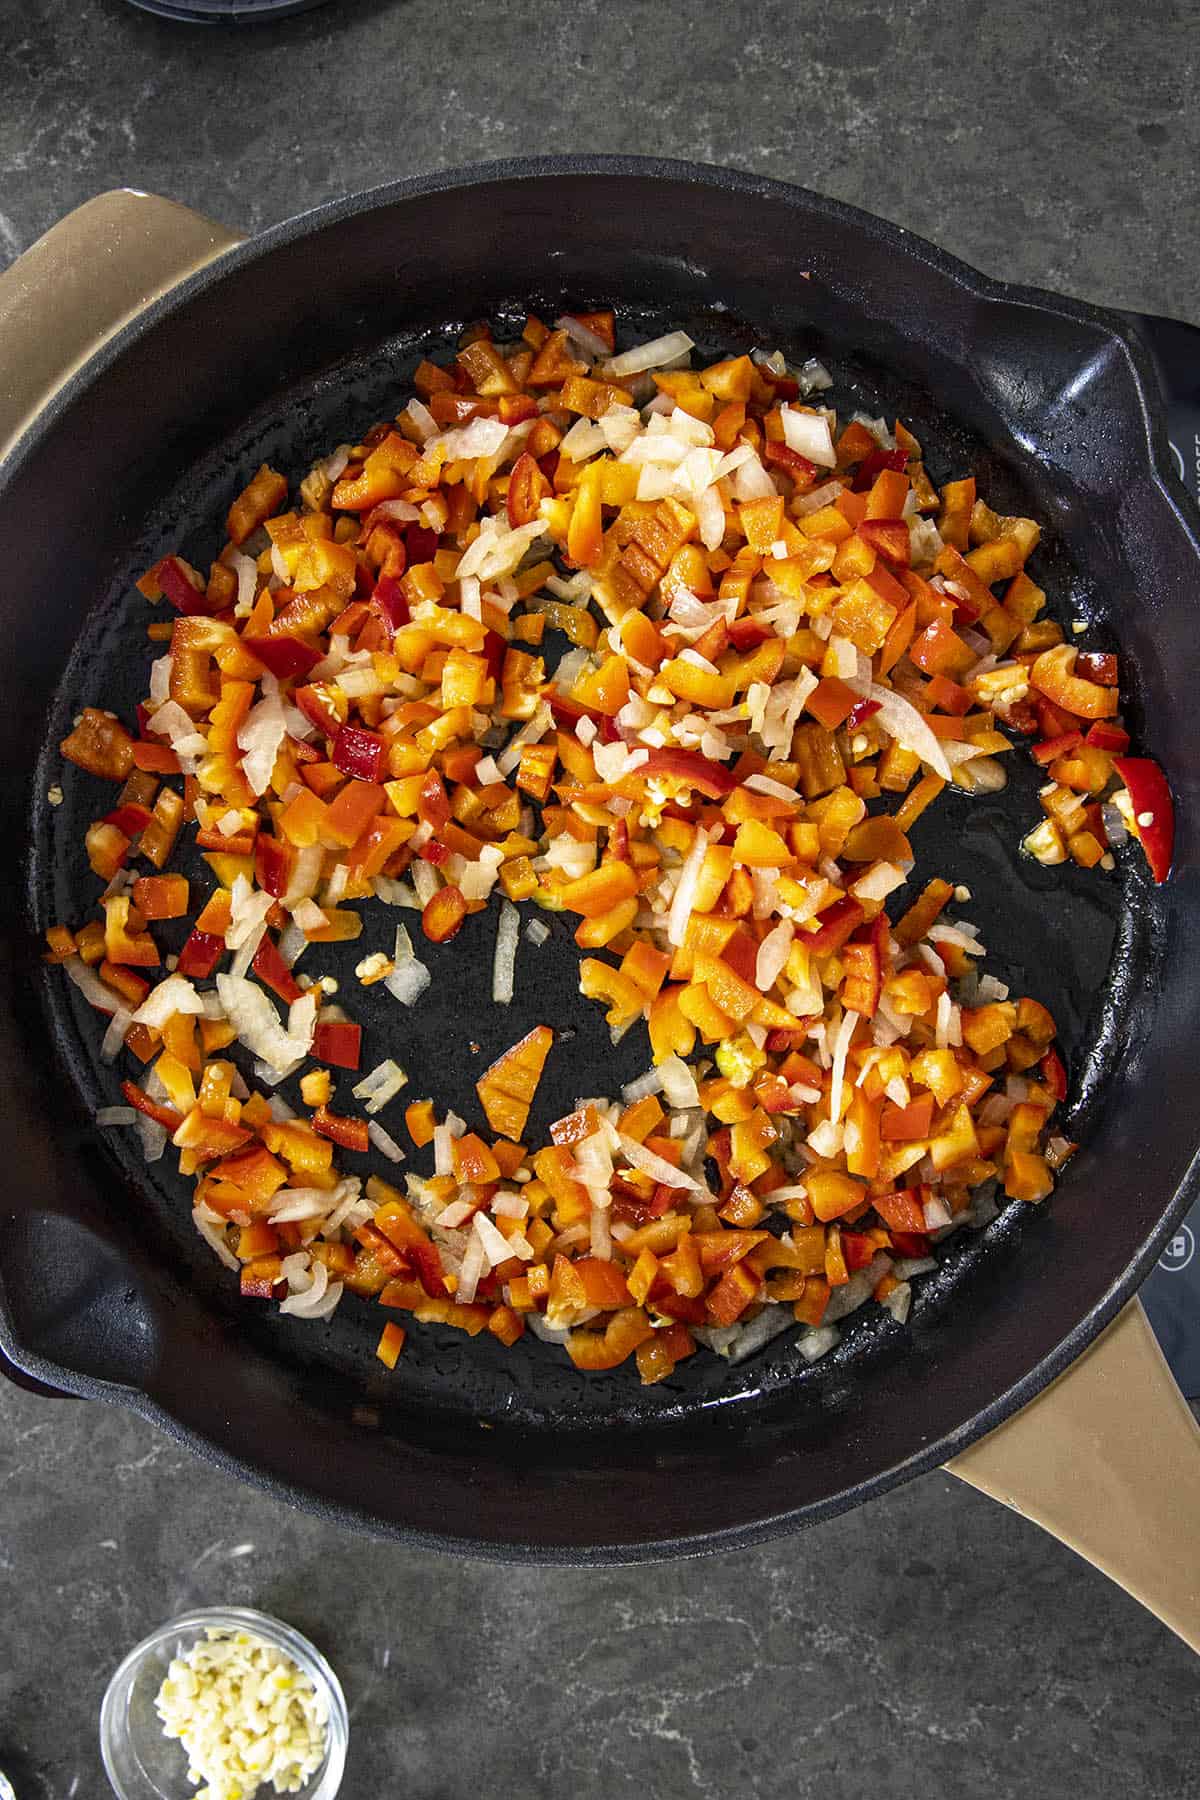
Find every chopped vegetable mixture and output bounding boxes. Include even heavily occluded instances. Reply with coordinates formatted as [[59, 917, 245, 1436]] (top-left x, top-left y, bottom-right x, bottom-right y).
[[47, 311, 1174, 1383]]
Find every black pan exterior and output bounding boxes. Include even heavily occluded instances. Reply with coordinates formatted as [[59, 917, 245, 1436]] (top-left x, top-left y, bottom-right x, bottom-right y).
[[1, 158, 1197, 1558]]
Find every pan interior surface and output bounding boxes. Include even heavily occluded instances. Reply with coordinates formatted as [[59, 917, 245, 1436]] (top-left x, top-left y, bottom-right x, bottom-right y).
[[3, 164, 1195, 1552]]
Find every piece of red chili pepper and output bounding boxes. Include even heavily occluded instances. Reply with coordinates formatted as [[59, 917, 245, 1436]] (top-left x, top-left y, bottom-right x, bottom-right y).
[[1040, 1048, 1068, 1102], [1113, 756, 1174, 883], [639, 747, 738, 798], [844, 698, 882, 732]]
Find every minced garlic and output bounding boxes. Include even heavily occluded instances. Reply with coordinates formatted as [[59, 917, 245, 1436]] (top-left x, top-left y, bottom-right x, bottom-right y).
[[155, 1628, 328, 1800]]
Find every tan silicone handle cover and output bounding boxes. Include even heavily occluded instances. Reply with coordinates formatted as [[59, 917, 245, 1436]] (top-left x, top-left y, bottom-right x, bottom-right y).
[[948, 1298, 1200, 1652], [3, 195, 1197, 1654], [0, 189, 243, 463]]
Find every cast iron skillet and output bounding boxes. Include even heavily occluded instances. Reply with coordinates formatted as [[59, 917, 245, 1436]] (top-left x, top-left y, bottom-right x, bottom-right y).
[[0, 159, 1198, 1569]]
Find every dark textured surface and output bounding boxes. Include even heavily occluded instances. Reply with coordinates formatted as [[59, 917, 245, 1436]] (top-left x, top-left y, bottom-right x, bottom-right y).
[[1, 2, 1198, 1795]]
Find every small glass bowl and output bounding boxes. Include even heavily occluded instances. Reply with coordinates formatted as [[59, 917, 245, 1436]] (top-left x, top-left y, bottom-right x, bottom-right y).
[[100, 1606, 348, 1800]]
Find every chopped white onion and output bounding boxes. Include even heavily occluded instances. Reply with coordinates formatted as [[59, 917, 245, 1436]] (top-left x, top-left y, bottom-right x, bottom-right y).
[[384, 960, 432, 1006], [96, 1105, 138, 1128], [215, 974, 316, 1071], [862, 685, 952, 781], [604, 331, 694, 379], [236, 689, 287, 797], [193, 1209, 239, 1271], [367, 1121, 406, 1164], [352, 1060, 409, 1114], [667, 826, 710, 947], [618, 1133, 706, 1192], [658, 1055, 701, 1110], [555, 314, 612, 361], [132, 975, 205, 1029], [63, 955, 120, 1015], [100, 1006, 133, 1063], [755, 919, 795, 992], [780, 406, 836, 467], [492, 900, 520, 1005]]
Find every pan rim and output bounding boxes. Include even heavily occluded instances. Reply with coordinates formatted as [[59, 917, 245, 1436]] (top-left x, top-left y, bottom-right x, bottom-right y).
[[3, 153, 1198, 1555]]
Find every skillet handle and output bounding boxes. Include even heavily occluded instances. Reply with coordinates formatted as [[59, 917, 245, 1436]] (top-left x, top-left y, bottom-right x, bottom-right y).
[[947, 1299, 1200, 1653], [0, 190, 243, 463]]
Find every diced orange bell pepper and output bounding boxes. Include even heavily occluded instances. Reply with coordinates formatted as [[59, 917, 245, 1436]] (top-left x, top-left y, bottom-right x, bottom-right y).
[[476, 1025, 554, 1139], [60, 709, 135, 781], [131, 874, 189, 920], [558, 861, 639, 918]]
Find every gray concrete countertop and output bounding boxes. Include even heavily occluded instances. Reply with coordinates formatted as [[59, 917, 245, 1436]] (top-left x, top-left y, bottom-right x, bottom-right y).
[[1, 2, 1197, 1795]]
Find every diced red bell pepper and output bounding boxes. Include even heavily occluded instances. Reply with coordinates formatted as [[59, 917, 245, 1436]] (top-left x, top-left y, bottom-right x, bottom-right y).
[[158, 555, 222, 616], [763, 440, 818, 481], [332, 723, 386, 783], [727, 617, 772, 651], [294, 683, 345, 738], [242, 633, 323, 680], [1084, 721, 1130, 753], [1076, 651, 1118, 687], [406, 524, 439, 564], [131, 740, 181, 774], [120, 1080, 183, 1133], [857, 518, 911, 566], [417, 769, 451, 828], [373, 573, 410, 633], [312, 1020, 362, 1069], [853, 446, 907, 487], [803, 896, 865, 954], [547, 692, 599, 727], [251, 936, 304, 1004], [482, 628, 506, 683], [311, 1106, 370, 1152], [1031, 730, 1082, 766], [640, 747, 738, 798], [176, 927, 225, 979], [1113, 756, 1174, 884], [872, 1190, 928, 1234], [254, 835, 295, 899], [1034, 696, 1078, 742], [420, 839, 450, 867], [842, 1231, 879, 1272], [103, 803, 153, 839]]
